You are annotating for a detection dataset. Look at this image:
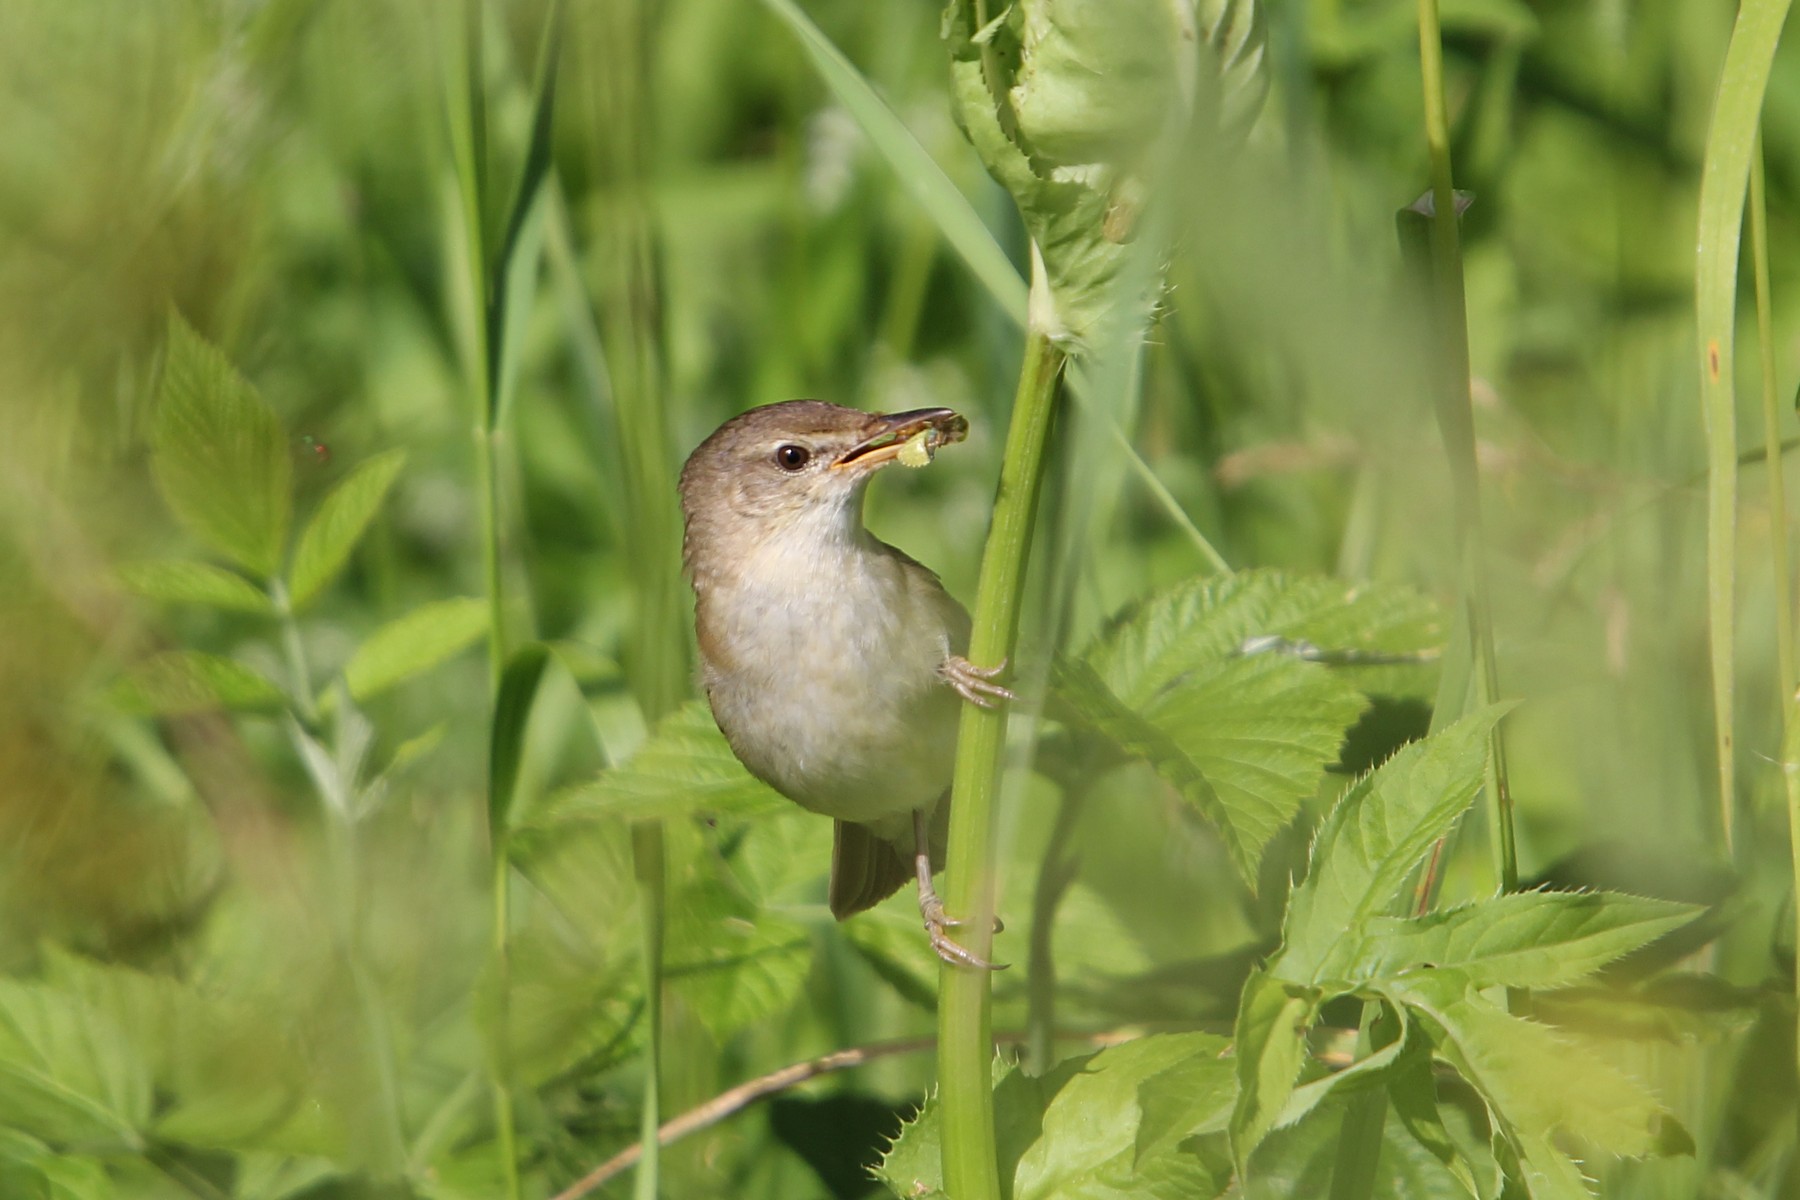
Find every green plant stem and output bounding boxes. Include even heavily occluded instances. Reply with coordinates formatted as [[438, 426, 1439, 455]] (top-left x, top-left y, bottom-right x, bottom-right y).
[[1025, 778, 1084, 1075], [588, 4, 683, 1194], [1695, 0, 1794, 854], [1751, 143, 1795, 700], [632, 823, 666, 1200], [1414, 0, 1515, 895], [1786, 690, 1800, 1090], [270, 579, 318, 725], [938, 325, 1065, 1200]]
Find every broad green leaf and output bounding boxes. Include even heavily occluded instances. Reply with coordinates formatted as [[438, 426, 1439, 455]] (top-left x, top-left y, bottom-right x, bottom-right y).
[[1058, 654, 1365, 886], [1356, 891, 1701, 992], [1014, 1033, 1233, 1199], [232, 1155, 339, 1200], [1132, 1038, 1238, 1165], [1388, 1031, 1485, 1200], [1228, 967, 1321, 1171], [116, 560, 273, 615], [489, 643, 550, 843], [1502, 1128, 1596, 1200], [340, 597, 485, 702], [878, 1039, 1234, 1200], [1276, 708, 1504, 985], [1083, 571, 1442, 711], [489, 926, 640, 1088], [1271, 1002, 1409, 1133], [1389, 973, 1674, 1161], [665, 878, 811, 1042], [286, 448, 406, 610], [521, 701, 789, 832], [108, 651, 285, 716], [0, 978, 151, 1149], [150, 313, 291, 578], [1063, 571, 1440, 885], [1242, 1091, 1490, 1200], [1527, 972, 1760, 1043]]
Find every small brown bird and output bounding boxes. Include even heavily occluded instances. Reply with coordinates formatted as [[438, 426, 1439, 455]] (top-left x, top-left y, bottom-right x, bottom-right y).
[[678, 401, 1011, 968]]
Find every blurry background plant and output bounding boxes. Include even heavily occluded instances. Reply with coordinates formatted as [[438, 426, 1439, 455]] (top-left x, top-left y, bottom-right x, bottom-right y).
[[0, 0, 1795, 1198]]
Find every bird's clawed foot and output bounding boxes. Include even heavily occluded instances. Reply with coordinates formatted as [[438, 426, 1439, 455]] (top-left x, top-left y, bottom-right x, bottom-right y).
[[918, 877, 1006, 971], [941, 655, 1016, 709]]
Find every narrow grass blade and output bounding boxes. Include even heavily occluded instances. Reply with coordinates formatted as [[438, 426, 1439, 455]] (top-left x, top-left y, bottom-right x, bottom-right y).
[[1694, 0, 1793, 851], [756, 0, 1027, 324]]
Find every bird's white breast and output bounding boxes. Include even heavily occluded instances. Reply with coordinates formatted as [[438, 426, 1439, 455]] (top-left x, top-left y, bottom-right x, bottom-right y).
[[696, 528, 960, 836]]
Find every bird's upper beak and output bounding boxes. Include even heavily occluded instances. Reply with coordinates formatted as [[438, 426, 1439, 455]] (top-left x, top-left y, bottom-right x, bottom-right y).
[[832, 408, 968, 470]]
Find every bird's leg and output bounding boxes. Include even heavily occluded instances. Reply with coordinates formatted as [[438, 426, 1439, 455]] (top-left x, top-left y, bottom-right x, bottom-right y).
[[914, 808, 1005, 971], [940, 655, 1016, 708]]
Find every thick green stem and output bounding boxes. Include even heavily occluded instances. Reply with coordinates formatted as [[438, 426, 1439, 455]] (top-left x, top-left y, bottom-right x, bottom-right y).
[[938, 325, 1065, 1200], [1414, 0, 1515, 894]]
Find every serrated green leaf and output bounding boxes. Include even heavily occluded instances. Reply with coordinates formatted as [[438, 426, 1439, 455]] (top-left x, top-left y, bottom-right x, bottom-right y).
[[1388, 1023, 1484, 1199], [1085, 571, 1442, 706], [340, 597, 485, 702], [878, 1040, 1234, 1200], [1275, 708, 1505, 985], [1389, 973, 1672, 1162], [665, 878, 811, 1041], [1060, 570, 1439, 885], [0, 978, 152, 1150], [522, 701, 789, 832], [116, 560, 273, 615], [286, 448, 406, 610], [1271, 1002, 1409, 1133], [108, 651, 285, 716], [1132, 1038, 1238, 1166], [1527, 972, 1760, 1043], [1014, 1033, 1232, 1199], [1067, 652, 1369, 885], [150, 313, 291, 578], [1228, 967, 1320, 1171], [1357, 891, 1701, 992]]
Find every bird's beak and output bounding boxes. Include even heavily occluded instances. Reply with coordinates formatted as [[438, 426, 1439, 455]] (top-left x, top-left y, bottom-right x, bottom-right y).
[[832, 408, 968, 470]]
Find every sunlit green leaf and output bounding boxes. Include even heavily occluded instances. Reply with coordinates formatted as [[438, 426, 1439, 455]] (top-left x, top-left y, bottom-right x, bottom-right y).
[[108, 650, 286, 716], [286, 448, 406, 610], [117, 560, 273, 615], [0, 978, 151, 1149], [522, 701, 789, 832], [665, 879, 812, 1042], [1227, 967, 1320, 1172], [150, 313, 292, 579], [1061, 571, 1439, 884], [1357, 891, 1701, 992], [340, 597, 486, 702], [1276, 708, 1504, 985], [1388, 972, 1675, 1161], [879, 1038, 1235, 1200]]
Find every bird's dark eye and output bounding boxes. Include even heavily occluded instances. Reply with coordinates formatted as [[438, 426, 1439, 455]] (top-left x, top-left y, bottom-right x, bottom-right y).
[[774, 444, 811, 472]]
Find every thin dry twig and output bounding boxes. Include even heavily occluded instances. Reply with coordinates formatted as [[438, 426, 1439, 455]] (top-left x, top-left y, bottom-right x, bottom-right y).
[[548, 1029, 1135, 1200]]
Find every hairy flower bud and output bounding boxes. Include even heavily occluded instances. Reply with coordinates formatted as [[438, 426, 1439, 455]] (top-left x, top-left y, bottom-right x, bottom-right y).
[[944, 0, 1266, 347]]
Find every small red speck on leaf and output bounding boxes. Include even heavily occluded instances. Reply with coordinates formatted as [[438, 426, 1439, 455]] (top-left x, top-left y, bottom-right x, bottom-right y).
[[1707, 340, 1721, 381]]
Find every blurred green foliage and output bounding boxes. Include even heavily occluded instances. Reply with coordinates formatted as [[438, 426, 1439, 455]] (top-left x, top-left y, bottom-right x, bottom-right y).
[[1, 0, 1797, 1197]]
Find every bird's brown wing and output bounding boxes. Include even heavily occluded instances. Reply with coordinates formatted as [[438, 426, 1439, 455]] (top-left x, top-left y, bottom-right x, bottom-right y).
[[827, 798, 951, 920], [829, 820, 912, 919]]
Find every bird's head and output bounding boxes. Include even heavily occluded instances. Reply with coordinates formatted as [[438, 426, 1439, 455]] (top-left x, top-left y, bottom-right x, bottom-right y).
[[678, 401, 966, 568]]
